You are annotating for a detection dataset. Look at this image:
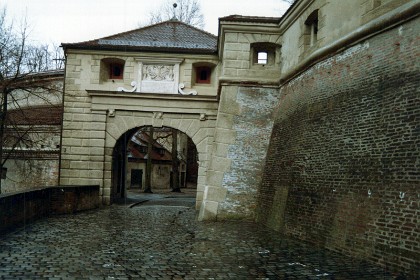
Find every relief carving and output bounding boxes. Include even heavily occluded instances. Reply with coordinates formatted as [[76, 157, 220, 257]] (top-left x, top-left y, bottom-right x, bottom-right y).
[[178, 83, 198, 95], [142, 65, 174, 81], [117, 81, 137, 92]]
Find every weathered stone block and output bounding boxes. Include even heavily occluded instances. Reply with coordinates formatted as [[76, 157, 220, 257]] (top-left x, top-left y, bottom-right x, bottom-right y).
[[213, 142, 229, 158], [224, 33, 238, 42], [216, 112, 234, 129], [198, 200, 219, 221], [206, 170, 225, 188], [214, 128, 236, 145], [223, 68, 238, 76], [224, 60, 242, 69], [224, 51, 238, 60], [90, 139, 105, 148], [209, 156, 232, 173], [204, 186, 227, 202], [70, 161, 89, 169], [224, 43, 242, 52]]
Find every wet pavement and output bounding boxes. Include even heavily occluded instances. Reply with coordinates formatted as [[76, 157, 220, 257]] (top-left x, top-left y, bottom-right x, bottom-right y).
[[0, 190, 396, 279]]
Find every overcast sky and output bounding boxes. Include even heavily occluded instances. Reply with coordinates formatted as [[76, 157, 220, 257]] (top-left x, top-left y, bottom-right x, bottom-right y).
[[2, 0, 291, 46]]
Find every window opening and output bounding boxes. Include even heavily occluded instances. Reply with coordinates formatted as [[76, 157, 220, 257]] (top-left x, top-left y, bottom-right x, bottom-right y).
[[257, 52, 268, 64], [110, 63, 124, 79], [196, 67, 211, 84], [305, 10, 319, 47], [251, 42, 278, 66], [200, 70, 208, 81]]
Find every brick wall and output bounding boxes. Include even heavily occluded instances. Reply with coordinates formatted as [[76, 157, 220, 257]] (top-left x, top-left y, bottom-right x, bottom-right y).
[[257, 18, 419, 276]]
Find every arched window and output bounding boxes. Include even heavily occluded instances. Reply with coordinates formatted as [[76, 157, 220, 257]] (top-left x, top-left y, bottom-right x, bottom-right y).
[[305, 10, 319, 47]]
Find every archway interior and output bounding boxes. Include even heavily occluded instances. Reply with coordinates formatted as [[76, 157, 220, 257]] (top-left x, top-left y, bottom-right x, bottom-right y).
[[111, 126, 199, 201]]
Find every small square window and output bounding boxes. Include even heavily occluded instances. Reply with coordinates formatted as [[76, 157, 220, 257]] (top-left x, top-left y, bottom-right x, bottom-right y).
[[257, 52, 268, 64], [196, 67, 211, 84], [110, 63, 124, 79], [251, 43, 278, 66]]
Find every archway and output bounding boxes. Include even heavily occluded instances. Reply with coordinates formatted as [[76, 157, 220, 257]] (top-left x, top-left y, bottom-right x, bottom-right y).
[[111, 126, 199, 201]]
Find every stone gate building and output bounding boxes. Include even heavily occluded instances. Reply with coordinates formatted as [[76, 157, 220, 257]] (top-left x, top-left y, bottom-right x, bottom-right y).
[[60, 0, 419, 275]]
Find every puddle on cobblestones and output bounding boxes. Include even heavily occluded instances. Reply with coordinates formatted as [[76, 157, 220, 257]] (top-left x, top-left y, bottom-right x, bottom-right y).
[[258, 248, 271, 256], [0, 204, 395, 279], [102, 263, 115, 269]]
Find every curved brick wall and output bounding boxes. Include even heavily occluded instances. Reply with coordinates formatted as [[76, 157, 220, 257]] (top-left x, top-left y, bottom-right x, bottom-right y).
[[257, 18, 419, 275]]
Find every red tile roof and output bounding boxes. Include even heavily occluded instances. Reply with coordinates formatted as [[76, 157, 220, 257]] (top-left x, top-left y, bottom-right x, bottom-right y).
[[128, 132, 173, 162], [6, 105, 63, 126]]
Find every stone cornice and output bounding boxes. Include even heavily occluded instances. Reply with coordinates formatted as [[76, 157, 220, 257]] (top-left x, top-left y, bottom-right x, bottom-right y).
[[86, 90, 218, 102], [87, 90, 219, 117], [134, 57, 184, 64], [64, 49, 219, 61]]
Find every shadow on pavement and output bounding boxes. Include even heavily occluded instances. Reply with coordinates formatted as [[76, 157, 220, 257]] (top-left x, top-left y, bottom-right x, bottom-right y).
[[113, 187, 197, 208]]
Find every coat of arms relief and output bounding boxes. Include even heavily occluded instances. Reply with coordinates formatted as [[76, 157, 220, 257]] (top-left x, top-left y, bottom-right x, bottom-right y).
[[118, 59, 197, 95], [142, 65, 174, 81]]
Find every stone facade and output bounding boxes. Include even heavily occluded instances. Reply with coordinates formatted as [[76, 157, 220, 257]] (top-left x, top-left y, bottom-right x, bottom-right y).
[[60, 36, 219, 205]]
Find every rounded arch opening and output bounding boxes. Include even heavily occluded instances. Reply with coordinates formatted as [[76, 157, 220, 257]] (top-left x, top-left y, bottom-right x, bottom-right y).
[[111, 125, 199, 202]]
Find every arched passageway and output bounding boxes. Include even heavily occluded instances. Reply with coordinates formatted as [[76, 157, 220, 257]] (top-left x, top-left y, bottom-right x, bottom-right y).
[[111, 126, 199, 201]]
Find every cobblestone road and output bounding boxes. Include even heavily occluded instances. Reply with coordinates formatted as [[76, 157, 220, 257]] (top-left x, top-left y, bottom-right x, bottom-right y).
[[0, 191, 396, 279]]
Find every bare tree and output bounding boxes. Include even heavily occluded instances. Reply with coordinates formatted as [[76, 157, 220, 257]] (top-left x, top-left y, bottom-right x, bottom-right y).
[[170, 128, 181, 192], [146, 0, 205, 29], [0, 7, 63, 193], [144, 126, 154, 193]]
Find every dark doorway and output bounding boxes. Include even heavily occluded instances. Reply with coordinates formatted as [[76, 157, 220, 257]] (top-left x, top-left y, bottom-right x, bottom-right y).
[[111, 126, 199, 202], [131, 169, 143, 189]]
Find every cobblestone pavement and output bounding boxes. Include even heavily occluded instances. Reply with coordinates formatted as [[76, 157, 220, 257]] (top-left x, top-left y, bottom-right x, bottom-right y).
[[0, 191, 397, 279]]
